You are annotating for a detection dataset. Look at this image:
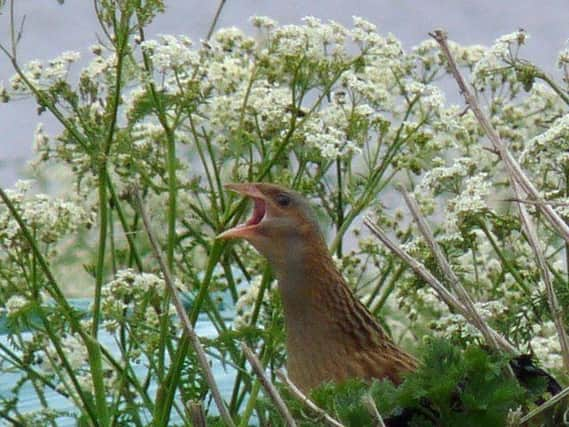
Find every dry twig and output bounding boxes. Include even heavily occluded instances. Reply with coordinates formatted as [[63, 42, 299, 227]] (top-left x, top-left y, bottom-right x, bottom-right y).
[[206, 0, 227, 40], [429, 29, 569, 245], [501, 198, 569, 207], [135, 190, 236, 427], [401, 190, 500, 351], [186, 400, 207, 427], [241, 344, 297, 427], [361, 394, 387, 427], [429, 29, 569, 371], [363, 216, 516, 353], [519, 384, 569, 425], [513, 182, 569, 370], [276, 370, 345, 427]]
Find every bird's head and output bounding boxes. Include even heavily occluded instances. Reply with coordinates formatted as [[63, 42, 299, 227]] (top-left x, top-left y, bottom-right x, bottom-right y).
[[217, 183, 327, 270]]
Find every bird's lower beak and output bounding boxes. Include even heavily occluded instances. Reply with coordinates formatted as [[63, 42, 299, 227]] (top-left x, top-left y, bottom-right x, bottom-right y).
[[216, 226, 255, 240], [216, 183, 267, 240]]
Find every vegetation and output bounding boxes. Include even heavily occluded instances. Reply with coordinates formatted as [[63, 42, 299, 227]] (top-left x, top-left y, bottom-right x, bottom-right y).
[[272, 340, 541, 426], [0, 1, 568, 425]]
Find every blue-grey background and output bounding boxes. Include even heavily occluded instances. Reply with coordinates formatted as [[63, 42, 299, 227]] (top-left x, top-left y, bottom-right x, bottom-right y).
[[1, 0, 568, 187]]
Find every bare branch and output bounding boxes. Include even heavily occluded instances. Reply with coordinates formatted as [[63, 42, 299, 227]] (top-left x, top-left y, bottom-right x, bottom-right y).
[[361, 394, 386, 427], [135, 190, 236, 427], [512, 182, 569, 370], [206, 0, 227, 41], [186, 400, 207, 427], [401, 190, 500, 351], [276, 370, 345, 427], [501, 198, 569, 207], [242, 344, 297, 427], [363, 215, 516, 353], [520, 384, 569, 425], [429, 29, 569, 371], [429, 29, 569, 245]]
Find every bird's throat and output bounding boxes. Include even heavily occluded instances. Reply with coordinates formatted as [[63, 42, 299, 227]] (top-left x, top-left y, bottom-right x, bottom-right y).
[[274, 244, 338, 310]]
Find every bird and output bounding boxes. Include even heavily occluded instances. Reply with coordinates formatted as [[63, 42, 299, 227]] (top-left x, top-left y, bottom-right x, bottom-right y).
[[217, 182, 418, 393], [217, 182, 564, 426]]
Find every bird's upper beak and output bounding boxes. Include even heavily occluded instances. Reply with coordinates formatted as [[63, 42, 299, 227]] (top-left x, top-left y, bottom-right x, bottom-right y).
[[216, 183, 268, 240]]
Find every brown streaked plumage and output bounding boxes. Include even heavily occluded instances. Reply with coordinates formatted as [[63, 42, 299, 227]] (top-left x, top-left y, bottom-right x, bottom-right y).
[[218, 182, 417, 392]]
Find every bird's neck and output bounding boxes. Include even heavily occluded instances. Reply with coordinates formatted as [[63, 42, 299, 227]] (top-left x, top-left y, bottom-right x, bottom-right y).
[[273, 239, 338, 310], [271, 238, 418, 392], [273, 243, 378, 350]]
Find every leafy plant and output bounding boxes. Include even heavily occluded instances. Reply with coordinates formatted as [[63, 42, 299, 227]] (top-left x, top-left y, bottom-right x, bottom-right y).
[[269, 340, 551, 426]]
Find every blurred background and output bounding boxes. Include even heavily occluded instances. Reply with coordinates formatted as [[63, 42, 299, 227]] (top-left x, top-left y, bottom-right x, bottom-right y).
[[1, 0, 568, 187]]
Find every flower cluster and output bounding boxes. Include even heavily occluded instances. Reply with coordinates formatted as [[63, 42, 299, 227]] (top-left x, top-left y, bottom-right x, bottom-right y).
[[41, 332, 92, 391], [4, 295, 29, 317], [101, 269, 177, 355], [430, 300, 508, 345], [8, 51, 80, 94], [303, 107, 362, 159], [530, 321, 565, 370], [472, 29, 529, 88], [521, 112, 569, 201], [140, 34, 197, 72], [0, 180, 93, 245], [234, 274, 277, 329]]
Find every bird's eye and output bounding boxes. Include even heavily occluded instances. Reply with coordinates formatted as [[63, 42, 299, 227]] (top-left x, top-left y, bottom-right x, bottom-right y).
[[275, 193, 291, 207]]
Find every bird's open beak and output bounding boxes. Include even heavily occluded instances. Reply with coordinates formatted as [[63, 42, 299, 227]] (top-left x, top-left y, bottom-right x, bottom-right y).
[[216, 183, 267, 240]]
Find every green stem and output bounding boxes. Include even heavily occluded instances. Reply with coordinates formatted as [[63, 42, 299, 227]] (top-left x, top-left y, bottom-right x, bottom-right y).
[[238, 379, 261, 427], [34, 303, 100, 424], [365, 256, 394, 306], [166, 128, 177, 270], [478, 220, 531, 296], [153, 241, 225, 427], [0, 186, 116, 425], [92, 0, 129, 342], [92, 165, 108, 338], [106, 178, 143, 271], [0, 340, 67, 402], [336, 157, 344, 258], [135, 20, 179, 388], [229, 266, 272, 414], [533, 67, 569, 106], [372, 264, 406, 316]]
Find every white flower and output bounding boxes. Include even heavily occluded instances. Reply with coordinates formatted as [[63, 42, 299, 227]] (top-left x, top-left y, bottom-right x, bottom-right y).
[[472, 30, 529, 85], [405, 81, 425, 95], [449, 173, 491, 217], [141, 34, 197, 72], [206, 56, 252, 93], [303, 107, 362, 159], [250, 16, 277, 30], [352, 16, 377, 34], [131, 122, 164, 148], [0, 181, 93, 245], [271, 24, 308, 57], [340, 69, 393, 107], [90, 43, 104, 56], [530, 322, 563, 369], [422, 86, 445, 110], [234, 276, 277, 329], [0, 80, 8, 102], [59, 51, 81, 63], [418, 157, 477, 193], [81, 53, 116, 81], [5, 295, 29, 317], [34, 123, 49, 152], [213, 27, 253, 51], [522, 113, 569, 166], [416, 287, 447, 313]]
